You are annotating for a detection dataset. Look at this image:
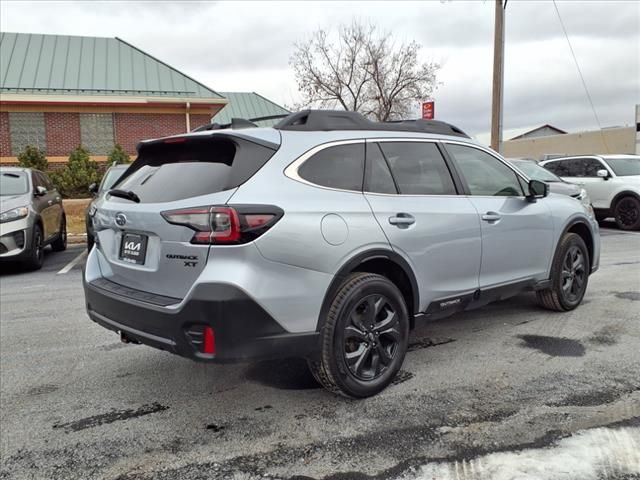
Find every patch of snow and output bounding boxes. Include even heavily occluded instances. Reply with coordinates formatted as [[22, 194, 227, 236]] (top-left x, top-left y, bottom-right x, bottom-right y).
[[402, 426, 640, 480]]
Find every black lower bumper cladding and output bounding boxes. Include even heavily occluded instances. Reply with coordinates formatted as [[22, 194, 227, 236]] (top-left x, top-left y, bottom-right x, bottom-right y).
[[84, 278, 319, 362]]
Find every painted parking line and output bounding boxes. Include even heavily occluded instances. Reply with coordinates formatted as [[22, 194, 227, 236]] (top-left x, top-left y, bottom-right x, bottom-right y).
[[57, 249, 87, 275]]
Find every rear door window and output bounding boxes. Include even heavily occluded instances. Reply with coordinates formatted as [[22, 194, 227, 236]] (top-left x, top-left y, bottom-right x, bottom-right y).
[[114, 135, 277, 203], [297, 143, 364, 191], [543, 160, 569, 176], [571, 158, 605, 177], [379, 142, 456, 195], [364, 143, 397, 194]]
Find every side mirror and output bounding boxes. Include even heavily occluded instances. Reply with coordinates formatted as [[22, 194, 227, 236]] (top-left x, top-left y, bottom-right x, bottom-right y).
[[597, 169, 609, 180], [89, 183, 98, 195], [35, 185, 47, 196], [527, 179, 548, 202]]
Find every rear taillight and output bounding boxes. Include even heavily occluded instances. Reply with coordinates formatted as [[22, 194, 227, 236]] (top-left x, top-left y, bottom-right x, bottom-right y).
[[161, 205, 283, 245]]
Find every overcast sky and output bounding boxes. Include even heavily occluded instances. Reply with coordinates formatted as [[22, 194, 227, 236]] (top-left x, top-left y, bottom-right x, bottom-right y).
[[1, 0, 638, 141]]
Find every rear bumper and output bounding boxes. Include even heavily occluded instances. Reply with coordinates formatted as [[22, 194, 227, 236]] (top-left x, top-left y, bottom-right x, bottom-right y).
[[84, 276, 319, 362]]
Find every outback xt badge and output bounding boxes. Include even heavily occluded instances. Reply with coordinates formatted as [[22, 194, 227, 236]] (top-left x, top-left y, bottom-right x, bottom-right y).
[[166, 253, 198, 267]]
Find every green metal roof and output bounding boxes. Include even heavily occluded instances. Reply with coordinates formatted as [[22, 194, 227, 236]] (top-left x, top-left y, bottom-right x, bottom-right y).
[[213, 92, 289, 126], [0, 32, 223, 99]]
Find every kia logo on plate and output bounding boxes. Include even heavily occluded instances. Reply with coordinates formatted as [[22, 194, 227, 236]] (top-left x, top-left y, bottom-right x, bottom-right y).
[[115, 213, 127, 226]]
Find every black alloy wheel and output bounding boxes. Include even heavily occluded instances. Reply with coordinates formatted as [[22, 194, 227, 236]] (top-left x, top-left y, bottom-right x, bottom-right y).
[[308, 272, 409, 398], [560, 245, 586, 304], [342, 294, 401, 381], [614, 196, 640, 231], [537, 232, 590, 311]]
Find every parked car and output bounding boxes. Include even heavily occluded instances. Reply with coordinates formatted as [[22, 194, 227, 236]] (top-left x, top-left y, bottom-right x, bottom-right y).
[[509, 158, 592, 204], [540, 155, 640, 230], [84, 110, 600, 398], [0, 167, 66, 270], [86, 164, 129, 252]]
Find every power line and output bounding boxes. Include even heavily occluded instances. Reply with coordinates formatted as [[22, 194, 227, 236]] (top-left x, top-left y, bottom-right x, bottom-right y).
[[552, 0, 609, 152]]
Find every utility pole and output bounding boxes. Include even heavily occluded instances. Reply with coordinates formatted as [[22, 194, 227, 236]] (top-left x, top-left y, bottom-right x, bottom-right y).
[[491, 0, 506, 152]]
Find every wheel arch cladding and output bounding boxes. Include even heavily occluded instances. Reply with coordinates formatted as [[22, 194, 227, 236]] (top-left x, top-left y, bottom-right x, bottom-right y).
[[565, 221, 594, 273], [316, 249, 419, 332]]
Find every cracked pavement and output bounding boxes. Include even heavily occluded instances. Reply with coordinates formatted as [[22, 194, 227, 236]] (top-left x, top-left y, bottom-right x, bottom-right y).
[[1, 228, 639, 479]]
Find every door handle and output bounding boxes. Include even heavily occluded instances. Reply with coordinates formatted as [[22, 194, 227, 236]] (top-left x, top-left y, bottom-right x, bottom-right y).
[[389, 213, 415, 227], [481, 212, 501, 223]]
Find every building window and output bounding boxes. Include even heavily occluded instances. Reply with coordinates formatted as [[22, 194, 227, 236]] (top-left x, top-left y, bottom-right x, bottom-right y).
[[9, 112, 47, 155], [80, 113, 114, 155]]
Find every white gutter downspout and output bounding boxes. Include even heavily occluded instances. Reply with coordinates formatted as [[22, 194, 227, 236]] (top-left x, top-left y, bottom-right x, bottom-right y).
[[185, 102, 191, 132]]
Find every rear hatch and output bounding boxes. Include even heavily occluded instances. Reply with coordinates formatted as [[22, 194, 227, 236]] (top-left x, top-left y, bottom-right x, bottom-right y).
[[92, 131, 279, 299]]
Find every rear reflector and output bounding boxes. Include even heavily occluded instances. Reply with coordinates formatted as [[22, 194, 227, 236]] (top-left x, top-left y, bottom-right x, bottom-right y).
[[203, 327, 215, 354], [245, 214, 275, 228]]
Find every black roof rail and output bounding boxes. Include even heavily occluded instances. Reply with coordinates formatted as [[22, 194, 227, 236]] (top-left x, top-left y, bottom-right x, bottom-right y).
[[273, 110, 469, 137], [191, 110, 468, 137], [248, 113, 291, 123], [191, 114, 290, 133], [191, 117, 258, 132]]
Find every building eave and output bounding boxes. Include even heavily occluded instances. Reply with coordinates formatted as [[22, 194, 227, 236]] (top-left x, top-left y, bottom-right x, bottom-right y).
[[0, 93, 228, 107]]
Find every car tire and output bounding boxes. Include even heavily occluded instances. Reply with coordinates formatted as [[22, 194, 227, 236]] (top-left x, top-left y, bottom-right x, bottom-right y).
[[613, 196, 640, 231], [536, 233, 589, 311], [51, 215, 67, 252], [23, 224, 45, 271], [308, 272, 409, 398]]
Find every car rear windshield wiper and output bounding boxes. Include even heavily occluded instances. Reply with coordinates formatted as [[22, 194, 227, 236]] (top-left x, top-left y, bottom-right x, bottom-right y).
[[108, 189, 140, 203]]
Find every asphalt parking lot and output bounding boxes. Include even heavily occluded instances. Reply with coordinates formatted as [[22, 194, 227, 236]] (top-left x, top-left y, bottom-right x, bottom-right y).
[[1, 226, 639, 480]]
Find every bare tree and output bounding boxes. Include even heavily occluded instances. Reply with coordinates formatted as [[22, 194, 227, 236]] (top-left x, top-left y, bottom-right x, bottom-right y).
[[290, 22, 440, 121]]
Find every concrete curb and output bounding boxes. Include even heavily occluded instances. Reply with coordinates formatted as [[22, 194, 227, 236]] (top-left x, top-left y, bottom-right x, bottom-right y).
[[68, 233, 87, 245]]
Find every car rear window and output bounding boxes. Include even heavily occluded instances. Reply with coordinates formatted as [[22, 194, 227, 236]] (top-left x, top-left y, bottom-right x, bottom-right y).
[[297, 143, 364, 191], [113, 135, 277, 203]]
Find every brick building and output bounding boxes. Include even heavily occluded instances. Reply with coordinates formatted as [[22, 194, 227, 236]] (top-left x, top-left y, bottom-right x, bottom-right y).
[[0, 32, 229, 165]]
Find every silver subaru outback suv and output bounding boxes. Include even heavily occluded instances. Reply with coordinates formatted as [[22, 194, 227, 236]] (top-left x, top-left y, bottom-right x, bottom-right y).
[[84, 110, 600, 398]]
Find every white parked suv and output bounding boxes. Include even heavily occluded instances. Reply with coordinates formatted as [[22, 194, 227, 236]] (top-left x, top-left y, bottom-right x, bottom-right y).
[[540, 155, 640, 230]]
